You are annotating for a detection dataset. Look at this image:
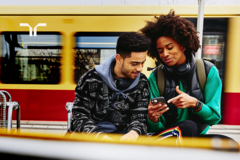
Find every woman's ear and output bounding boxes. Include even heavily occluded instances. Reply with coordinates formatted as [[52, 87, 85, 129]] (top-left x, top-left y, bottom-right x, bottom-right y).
[[181, 47, 186, 51]]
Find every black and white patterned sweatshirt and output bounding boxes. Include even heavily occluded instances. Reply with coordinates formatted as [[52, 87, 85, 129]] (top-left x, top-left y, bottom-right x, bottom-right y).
[[70, 66, 150, 136]]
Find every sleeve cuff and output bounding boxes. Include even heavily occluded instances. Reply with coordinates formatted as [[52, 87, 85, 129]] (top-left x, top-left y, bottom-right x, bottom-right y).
[[147, 116, 165, 133], [129, 128, 142, 135], [192, 103, 209, 115], [192, 103, 221, 124]]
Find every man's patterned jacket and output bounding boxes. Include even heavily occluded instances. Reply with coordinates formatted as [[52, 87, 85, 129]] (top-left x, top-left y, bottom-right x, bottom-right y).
[[70, 68, 150, 137]]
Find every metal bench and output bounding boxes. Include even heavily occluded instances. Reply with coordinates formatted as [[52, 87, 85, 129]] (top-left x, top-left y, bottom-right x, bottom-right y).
[[0, 90, 20, 131], [65, 102, 73, 131]]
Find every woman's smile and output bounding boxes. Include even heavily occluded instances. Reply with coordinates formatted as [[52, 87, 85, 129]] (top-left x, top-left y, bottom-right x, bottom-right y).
[[164, 58, 173, 64]]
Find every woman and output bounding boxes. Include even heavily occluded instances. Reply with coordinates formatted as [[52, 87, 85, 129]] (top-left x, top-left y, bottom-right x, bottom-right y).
[[140, 10, 224, 142]]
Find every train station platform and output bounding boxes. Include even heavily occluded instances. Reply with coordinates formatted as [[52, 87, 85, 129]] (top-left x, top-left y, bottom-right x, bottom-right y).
[[11, 121, 240, 145]]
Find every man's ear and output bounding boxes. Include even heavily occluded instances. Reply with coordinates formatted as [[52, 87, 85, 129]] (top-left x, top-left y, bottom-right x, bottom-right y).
[[115, 54, 123, 64]]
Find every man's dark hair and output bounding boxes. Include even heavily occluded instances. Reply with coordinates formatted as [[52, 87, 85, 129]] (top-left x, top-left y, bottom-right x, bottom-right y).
[[140, 10, 200, 62], [116, 32, 151, 59]]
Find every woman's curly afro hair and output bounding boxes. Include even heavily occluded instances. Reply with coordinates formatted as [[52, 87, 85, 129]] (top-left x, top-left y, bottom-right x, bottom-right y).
[[140, 9, 200, 61]]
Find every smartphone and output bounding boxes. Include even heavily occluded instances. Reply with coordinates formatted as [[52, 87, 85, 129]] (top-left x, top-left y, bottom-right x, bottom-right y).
[[151, 97, 167, 112], [151, 97, 166, 104]]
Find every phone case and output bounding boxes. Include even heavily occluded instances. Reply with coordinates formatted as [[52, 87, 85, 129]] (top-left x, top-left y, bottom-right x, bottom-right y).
[[151, 97, 166, 104]]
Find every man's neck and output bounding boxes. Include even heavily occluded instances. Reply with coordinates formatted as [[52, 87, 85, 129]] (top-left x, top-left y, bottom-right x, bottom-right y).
[[113, 63, 124, 79]]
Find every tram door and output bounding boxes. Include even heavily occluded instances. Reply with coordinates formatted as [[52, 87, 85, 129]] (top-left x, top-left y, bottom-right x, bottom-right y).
[[187, 18, 228, 123], [187, 18, 228, 84]]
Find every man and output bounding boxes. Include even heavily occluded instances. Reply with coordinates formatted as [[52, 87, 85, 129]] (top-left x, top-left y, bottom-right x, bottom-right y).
[[70, 32, 151, 141]]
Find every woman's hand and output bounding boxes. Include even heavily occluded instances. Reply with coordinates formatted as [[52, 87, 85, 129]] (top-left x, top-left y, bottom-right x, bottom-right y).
[[148, 101, 168, 123], [167, 86, 198, 109]]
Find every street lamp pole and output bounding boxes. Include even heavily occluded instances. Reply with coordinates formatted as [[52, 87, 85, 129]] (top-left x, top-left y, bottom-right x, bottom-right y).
[[196, 0, 205, 59]]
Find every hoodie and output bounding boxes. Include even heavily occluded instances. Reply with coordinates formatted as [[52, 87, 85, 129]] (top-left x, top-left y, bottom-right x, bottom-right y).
[[95, 54, 140, 99]]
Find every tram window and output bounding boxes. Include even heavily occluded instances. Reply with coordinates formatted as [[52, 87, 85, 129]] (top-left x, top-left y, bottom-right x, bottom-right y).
[[74, 33, 122, 83], [0, 32, 62, 84], [202, 34, 226, 81]]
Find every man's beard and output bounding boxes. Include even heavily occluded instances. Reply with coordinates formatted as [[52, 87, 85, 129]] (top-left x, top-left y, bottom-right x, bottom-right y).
[[120, 61, 130, 79]]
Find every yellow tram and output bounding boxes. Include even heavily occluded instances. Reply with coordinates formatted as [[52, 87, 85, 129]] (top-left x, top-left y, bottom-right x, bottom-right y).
[[0, 5, 240, 125]]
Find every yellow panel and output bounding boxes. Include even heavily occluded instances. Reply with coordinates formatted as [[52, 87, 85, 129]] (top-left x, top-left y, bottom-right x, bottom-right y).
[[0, 16, 155, 32], [224, 17, 240, 92], [0, 130, 239, 152], [0, 5, 240, 16]]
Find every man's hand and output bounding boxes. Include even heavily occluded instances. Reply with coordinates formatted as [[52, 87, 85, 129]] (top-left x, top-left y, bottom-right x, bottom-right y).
[[120, 130, 139, 141], [101, 135, 114, 141], [148, 101, 168, 123], [167, 86, 198, 109]]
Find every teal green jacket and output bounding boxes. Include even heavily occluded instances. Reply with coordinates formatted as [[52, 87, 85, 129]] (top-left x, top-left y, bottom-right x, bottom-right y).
[[148, 66, 222, 135]]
